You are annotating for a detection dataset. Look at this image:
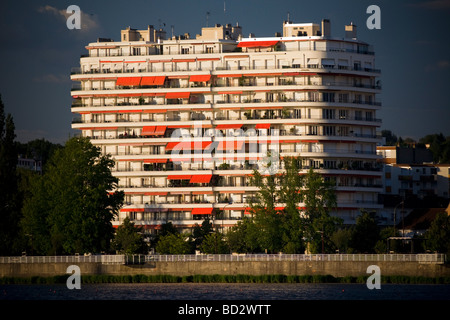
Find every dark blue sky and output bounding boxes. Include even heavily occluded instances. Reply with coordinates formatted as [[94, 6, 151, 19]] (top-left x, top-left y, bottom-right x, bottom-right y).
[[1, 0, 449, 144]]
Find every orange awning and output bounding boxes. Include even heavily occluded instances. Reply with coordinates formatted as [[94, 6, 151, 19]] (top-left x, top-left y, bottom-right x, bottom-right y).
[[215, 124, 243, 130], [165, 141, 212, 151], [116, 77, 142, 86], [217, 91, 243, 95], [237, 41, 279, 48], [153, 126, 167, 136], [167, 175, 192, 180], [255, 123, 271, 129], [189, 175, 213, 183], [141, 126, 156, 135], [216, 74, 242, 78], [143, 159, 167, 163], [189, 75, 211, 82], [153, 76, 166, 85], [166, 92, 190, 99], [192, 207, 213, 215], [216, 140, 244, 151]]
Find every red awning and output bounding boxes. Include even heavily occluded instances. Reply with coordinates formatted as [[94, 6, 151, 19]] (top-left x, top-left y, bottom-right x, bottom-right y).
[[166, 92, 190, 99], [192, 207, 213, 215], [216, 140, 244, 151], [217, 91, 243, 95], [237, 41, 279, 48], [215, 124, 243, 130], [216, 74, 242, 78], [167, 175, 192, 180], [189, 175, 213, 183], [255, 123, 271, 129], [153, 76, 166, 85], [189, 75, 211, 82], [153, 126, 167, 136], [166, 141, 212, 151], [141, 76, 165, 86], [143, 159, 168, 163], [141, 126, 156, 135], [116, 77, 142, 86]]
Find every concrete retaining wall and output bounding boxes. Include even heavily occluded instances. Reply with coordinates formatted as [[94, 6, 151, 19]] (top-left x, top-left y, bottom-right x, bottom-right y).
[[1, 261, 449, 278]]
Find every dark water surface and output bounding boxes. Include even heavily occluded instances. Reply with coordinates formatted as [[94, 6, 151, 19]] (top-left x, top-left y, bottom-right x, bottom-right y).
[[1, 283, 449, 300]]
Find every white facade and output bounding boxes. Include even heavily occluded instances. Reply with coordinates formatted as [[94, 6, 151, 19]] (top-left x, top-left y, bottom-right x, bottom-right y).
[[71, 20, 383, 233]]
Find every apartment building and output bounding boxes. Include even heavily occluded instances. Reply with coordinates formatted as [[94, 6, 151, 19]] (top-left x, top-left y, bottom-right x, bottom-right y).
[[70, 20, 383, 233]]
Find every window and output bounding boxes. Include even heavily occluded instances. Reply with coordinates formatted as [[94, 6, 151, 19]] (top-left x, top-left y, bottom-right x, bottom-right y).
[[181, 47, 190, 54], [324, 126, 336, 136], [323, 109, 335, 119], [294, 109, 301, 119], [339, 126, 349, 136], [308, 126, 318, 135], [338, 93, 349, 103], [355, 110, 362, 120], [339, 109, 348, 119], [323, 92, 335, 102], [324, 160, 337, 169], [206, 47, 214, 53], [365, 112, 373, 121]]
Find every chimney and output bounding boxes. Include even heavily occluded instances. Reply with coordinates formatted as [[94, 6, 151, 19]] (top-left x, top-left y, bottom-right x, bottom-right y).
[[321, 19, 331, 37], [345, 23, 357, 39]]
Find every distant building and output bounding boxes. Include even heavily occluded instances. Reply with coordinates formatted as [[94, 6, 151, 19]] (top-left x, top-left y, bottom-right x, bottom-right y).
[[377, 146, 450, 198], [17, 157, 42, 174], [377, 145, 433, 165]]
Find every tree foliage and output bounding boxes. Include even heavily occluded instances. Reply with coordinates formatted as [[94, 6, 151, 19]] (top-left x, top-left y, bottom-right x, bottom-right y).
[[21, 137, 123, 255], [155, 233, 191, 254], [227, 156, 340, 254], [423, 212, 450, 255], [0, 94, 21, 255], [112, 217, 147, 254]]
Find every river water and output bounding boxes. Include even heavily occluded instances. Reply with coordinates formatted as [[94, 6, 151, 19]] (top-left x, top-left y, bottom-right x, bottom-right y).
[[1, 283, 449, 300]]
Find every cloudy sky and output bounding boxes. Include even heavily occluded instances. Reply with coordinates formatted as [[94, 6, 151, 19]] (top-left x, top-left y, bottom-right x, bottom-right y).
[[0, 0, 449, 144]]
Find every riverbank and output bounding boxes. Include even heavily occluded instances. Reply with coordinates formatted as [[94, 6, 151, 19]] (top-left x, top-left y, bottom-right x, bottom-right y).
[[2, 273, 450, 285]]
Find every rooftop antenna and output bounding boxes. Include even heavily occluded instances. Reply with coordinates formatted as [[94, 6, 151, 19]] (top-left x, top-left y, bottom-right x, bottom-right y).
[[171, 25, 174, 38], [287, 12, 290, 23], [206, 11, 210, 27]]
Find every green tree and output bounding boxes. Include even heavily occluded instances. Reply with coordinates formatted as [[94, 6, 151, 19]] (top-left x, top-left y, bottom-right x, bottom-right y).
[[200, 232, 229, 254], [192, 218, 213, 250], [249, 171, 283, 253], [112, 217, 147, 254], [349, 210, 380, 253], [330, 228, 352, 253], [419, 133, 450, 163], [226, 217, 260, 253], [278, 157, 305, 253], [301, 168, 340, 253], [0, 94, 21, 255], [423, 212, 450, 255], [155, 233, 191, 254], [374, 227, 400, 253], [21, 137, 124, 255]]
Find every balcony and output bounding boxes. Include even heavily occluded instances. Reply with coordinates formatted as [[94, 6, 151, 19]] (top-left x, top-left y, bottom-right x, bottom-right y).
[[70, 64, 381, 76]]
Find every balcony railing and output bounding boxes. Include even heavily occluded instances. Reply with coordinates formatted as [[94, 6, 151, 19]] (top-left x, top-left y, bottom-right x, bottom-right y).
[[70, 64, 381, 76]]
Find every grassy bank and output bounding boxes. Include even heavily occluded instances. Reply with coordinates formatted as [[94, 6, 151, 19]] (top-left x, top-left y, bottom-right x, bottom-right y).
[[1, 274, 450, 285]]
